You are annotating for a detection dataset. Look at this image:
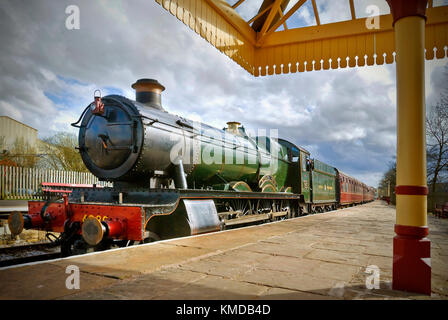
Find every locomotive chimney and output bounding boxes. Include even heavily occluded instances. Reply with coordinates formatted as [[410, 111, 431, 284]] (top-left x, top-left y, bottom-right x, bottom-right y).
[[131, 78, 165, 110]]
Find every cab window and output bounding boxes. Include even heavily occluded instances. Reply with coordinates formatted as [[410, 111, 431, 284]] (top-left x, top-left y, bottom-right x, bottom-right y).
[[302, 155, 308, 171]]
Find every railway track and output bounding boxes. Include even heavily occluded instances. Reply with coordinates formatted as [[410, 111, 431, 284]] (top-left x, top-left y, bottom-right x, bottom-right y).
[[0, 242, 61, 268]]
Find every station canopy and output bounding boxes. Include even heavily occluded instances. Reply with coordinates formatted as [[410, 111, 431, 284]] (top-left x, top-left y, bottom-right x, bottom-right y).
[[155, 0, 448, 76]]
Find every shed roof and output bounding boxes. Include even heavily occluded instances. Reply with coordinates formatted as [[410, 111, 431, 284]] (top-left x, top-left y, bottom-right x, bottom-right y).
[[0, 116, 38, 132]]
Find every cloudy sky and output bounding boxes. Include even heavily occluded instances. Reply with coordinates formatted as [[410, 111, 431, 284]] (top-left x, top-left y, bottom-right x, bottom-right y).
[[0, 0, 447, 187]]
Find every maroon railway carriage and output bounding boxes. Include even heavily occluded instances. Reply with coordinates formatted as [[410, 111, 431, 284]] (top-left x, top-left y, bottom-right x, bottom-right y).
[[363, 185, 376, 202], [338, 171, 364, 206]]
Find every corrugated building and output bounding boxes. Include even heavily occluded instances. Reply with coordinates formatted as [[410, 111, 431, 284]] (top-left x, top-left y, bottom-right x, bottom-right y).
[[0, 116, 39, 150]]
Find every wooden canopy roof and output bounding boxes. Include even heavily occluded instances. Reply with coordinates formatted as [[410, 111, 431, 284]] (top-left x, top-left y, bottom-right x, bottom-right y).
[[155, 0, 448, 76]]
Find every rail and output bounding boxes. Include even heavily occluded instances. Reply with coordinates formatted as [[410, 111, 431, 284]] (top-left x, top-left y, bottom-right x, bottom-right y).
[[0, 242, 60, 268]]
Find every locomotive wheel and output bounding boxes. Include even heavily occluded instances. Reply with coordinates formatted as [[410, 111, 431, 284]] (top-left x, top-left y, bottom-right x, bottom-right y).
[[62, 236, 114, 256], [61, 238, 74, 257], [61, 235, 92, 257], [258, 175, 278, 190], [93, 239, 114, 252], [261, 184, 276, 193], [255, 199, 272, 215], [229, 181, 252, 192], [272, 200, 290, 221], [60, 221, 83, 257], [227, 199, 253, 217], [141, 231, 160, 243], [290, 201, 300, 218]]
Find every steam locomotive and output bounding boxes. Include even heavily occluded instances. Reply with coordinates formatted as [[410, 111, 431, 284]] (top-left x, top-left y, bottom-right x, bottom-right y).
[[8, 79, 375, 256]]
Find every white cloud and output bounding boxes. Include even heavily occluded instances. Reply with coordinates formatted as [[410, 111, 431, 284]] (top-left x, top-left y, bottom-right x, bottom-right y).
[[356, 64, 394, 86]]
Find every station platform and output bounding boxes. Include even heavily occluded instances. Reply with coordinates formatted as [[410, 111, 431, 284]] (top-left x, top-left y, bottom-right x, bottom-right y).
[[0, 201, 446, 300]]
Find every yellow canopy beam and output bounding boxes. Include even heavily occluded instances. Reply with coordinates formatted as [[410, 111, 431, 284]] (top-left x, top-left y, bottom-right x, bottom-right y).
[[258, 0, 307, 45], [232, 0, 246, 9], [248, 3, 274, 25], [277, 7, 288, 30], [203, 0, 256, 45], [251, 0, 290, 32], [312, 0, 321, 25], [258, 0, 284, 40], [349, 0, 356, 20]]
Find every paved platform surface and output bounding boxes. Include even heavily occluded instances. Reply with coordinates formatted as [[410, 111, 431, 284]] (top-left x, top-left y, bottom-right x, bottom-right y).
[[0, 201, 447, 300]]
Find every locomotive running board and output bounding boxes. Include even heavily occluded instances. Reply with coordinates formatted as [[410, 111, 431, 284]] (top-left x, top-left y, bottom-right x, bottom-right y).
[[221, 211, 288, 227], [179, 189, 301, 200], [224, 213, 270, 227]]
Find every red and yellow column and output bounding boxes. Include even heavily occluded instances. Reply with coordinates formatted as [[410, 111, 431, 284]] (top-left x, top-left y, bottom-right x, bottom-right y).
[[386, 0, 431, 295]]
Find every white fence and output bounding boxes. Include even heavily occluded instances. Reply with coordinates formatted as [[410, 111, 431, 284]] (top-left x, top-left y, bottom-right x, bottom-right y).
[[0, 166, 109, 200]]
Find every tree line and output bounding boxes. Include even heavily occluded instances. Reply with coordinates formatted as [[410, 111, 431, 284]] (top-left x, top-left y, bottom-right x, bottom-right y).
[[378, 95, 448, 206], [0, 132, 88, 172]]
